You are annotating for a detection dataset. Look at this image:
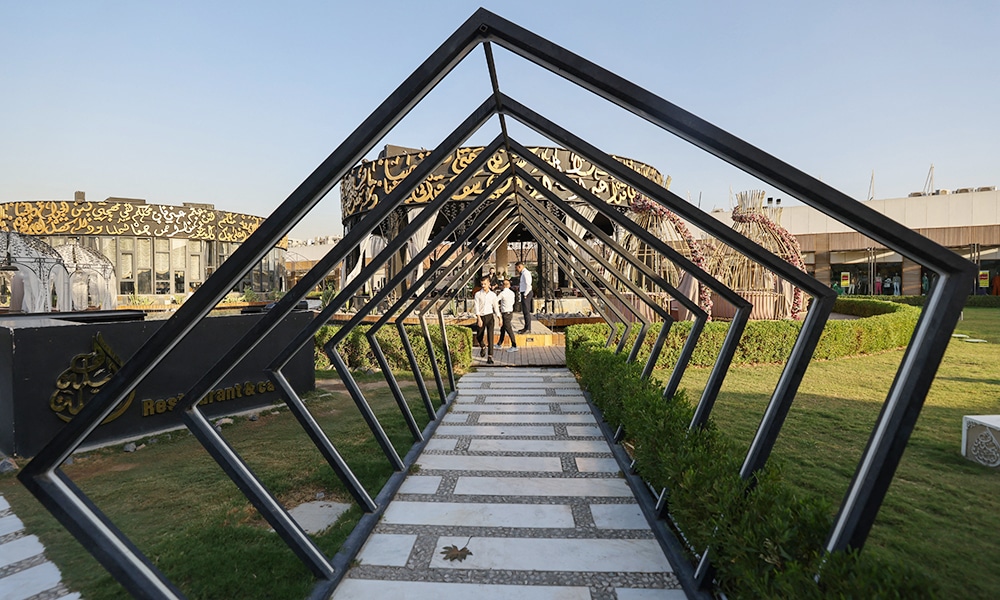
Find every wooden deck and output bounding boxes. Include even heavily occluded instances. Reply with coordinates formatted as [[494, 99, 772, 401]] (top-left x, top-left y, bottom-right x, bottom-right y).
[[471, 344, 566, 367]]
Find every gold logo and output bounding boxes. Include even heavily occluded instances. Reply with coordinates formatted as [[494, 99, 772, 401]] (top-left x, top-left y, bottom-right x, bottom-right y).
[[50, 333, 134, 424]]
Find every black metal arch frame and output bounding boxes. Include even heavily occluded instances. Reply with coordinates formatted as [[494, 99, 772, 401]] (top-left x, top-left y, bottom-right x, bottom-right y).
[[325, 194, 518, 415], [518, 198, 645, 355], [516, 184, 670, 355], [18, 8, 974, 599]]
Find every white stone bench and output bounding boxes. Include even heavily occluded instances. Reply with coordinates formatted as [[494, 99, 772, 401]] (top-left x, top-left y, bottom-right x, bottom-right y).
[[962, 415, 1000, 467]]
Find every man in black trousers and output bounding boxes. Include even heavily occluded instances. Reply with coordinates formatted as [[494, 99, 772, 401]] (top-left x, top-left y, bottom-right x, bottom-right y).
[[474, 275, 501, 364], [496, 278, 518, 352]]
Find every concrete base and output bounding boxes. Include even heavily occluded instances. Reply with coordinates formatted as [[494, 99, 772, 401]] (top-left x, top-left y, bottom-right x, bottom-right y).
[[963, 415, 1000, 467]]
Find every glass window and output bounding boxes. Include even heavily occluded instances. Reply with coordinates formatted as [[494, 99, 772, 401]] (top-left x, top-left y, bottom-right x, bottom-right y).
[[100, 237, 116, 263], [155, 238, 169, 253], [253, 264, 263, 291], [137, 238, 151, 269], [188, 254, 202, 281], [120, 237, 134, 252], [155, 251, 170, 281], [120, 281, 135, 295], [174, 270, 185, 294], [120, 253, 134, 280], [137, 269, 152, 294], [171, 239, 186, 270]]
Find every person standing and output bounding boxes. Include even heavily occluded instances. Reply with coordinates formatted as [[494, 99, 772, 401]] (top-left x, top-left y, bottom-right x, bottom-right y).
[[474, 275, 501, 364], [496, 278, 518, 352], [515, 261, 533, 333]]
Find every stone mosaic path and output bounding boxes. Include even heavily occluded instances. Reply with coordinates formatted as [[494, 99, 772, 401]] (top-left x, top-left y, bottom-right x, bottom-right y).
[[0, 494, 79, 600], [333, 367, 686, 600]]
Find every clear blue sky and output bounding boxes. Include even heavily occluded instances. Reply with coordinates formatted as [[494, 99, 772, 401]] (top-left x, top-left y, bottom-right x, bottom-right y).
[[2, 1, 997, 239]]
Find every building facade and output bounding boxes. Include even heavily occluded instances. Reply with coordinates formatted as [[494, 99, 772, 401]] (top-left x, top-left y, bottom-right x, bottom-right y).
[[710, 186, 1000, 295], [0, 193, 286, 300]]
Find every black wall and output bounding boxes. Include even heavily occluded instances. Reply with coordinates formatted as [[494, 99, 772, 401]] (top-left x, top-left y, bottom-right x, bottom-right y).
[[0, 311, 315, 457]]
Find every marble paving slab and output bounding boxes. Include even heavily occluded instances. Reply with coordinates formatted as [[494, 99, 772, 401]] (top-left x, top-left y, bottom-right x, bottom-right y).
[[590, 504, 650, 530], [434, 425, 556, 437], [417, 454, 563, 472], [453, 476, 633, 497], [479, 414, 596, 424], [468, 439, 611, 454], [451, 404, 559, 412], [382, 501, 575, 528], [333, 580, 591, 600], [429, 536, 672, 572]]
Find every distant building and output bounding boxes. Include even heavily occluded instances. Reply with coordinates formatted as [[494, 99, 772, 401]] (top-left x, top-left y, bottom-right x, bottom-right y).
[[709, 187, 1000, 294], [0, 193, 287, 300], [338, 144, 665, 297]]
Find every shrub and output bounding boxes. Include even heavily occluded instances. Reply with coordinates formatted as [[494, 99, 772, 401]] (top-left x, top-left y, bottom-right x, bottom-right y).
[[566, 298, 920, 368], [572, 348, 935, 598], [314, 323, 472, 375], [848, 293, 1000, 308]]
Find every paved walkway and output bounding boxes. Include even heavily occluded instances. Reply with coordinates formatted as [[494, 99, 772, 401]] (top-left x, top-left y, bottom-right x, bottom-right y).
[[0, 494, 79, 600], [333, 367, 685, 600]]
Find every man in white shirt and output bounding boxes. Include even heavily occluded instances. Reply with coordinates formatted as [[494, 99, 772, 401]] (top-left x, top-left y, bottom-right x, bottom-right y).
[[474, 275, 502, 364], [496, 278, 518, 352], [515, 261, 533, 333]]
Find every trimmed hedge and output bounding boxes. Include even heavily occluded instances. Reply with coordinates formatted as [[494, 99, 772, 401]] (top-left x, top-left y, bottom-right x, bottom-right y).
[[566, 297, 920, 368], [570, 348, 934, 598], [848, 293, 1000, 308], [314, 324, 472, 375]]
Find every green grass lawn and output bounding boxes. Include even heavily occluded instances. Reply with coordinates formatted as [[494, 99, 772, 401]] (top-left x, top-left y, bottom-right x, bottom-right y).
[[4, 310, 999, 598], [0, 373, 433, 599], [660, 307, 1000, 599]]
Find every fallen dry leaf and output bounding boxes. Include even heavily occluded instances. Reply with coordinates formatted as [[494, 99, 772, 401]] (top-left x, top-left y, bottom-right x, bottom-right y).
[[440, 544, 473, 562]]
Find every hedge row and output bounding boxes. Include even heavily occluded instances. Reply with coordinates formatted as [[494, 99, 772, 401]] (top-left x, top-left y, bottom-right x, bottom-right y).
[[314, 324, 473, 375], [847, 293, 1000, 308], [565, 297, 920, 368], [568, 348, 934, 598]]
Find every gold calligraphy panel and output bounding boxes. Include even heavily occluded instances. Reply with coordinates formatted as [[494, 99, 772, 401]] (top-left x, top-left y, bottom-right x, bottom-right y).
[[340, 147, 665, 221], [0, 201, 285, 248]]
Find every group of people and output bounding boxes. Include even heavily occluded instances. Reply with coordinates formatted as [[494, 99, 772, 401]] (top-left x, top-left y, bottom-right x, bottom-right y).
[[834, 273, 907, 296], [473, 262, 533, 364]]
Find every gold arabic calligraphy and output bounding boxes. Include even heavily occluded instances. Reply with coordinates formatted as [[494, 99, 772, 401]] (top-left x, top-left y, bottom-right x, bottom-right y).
[[0, 201, 277, 246], [50, 333, 134, 425], [340, 147, 665, 219]]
